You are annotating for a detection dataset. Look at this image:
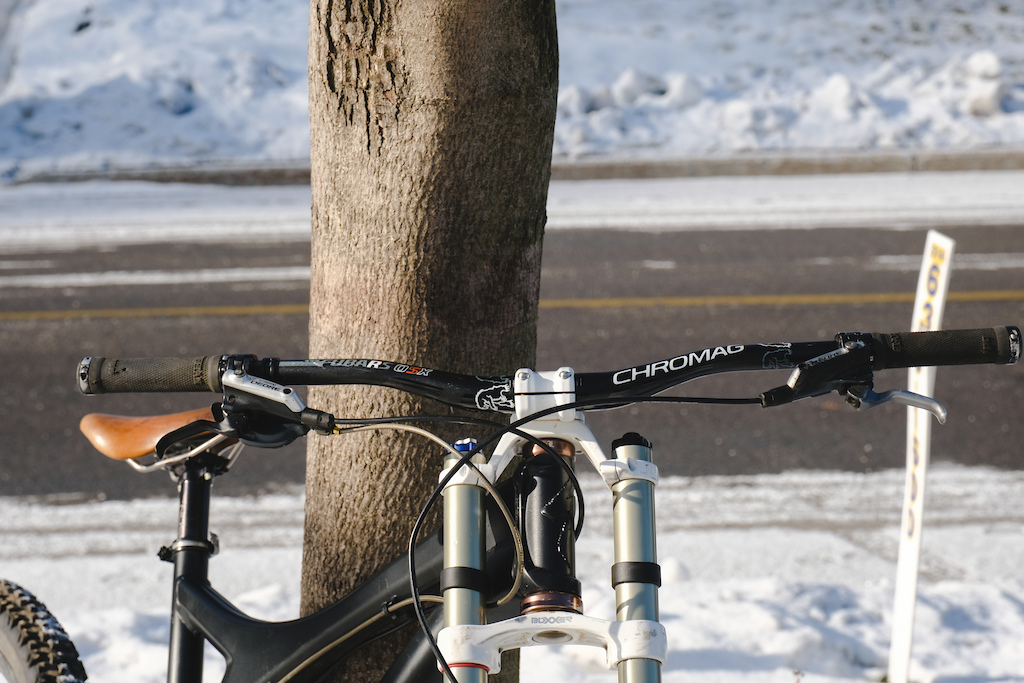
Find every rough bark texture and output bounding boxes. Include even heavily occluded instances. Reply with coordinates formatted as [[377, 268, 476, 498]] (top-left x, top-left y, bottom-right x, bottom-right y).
[[304, 0, 557, 679]]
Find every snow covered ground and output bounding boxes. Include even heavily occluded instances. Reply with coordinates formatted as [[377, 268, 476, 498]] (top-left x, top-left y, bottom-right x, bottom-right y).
[[2, 0, 1024, 179], [4, 466, 1024, 683]]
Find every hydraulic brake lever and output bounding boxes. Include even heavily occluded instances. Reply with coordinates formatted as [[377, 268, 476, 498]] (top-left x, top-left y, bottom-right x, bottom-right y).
[[223, 369, 306, 413], [759, 340, 949, 423], [221, 365, 336, 433], [760, 341, 873, 407], [205, 364, 337, 448], [843, 385, 947, 424]]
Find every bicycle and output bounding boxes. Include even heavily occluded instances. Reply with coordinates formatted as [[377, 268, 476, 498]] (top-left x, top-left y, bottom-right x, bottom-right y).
[[1, 325, 1019, 683]]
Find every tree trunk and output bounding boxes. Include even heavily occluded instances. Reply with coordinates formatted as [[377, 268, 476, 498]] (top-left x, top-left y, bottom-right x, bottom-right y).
[[303, 0, 557, 680]]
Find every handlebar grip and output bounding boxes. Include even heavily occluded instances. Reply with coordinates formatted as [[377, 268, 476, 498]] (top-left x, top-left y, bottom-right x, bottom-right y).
[[78, 356, 224, 395], [864, 326, 1021, 370]]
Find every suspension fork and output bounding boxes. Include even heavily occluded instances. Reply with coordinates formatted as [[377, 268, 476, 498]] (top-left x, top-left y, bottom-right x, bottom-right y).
[[437, 384, 667, 681]]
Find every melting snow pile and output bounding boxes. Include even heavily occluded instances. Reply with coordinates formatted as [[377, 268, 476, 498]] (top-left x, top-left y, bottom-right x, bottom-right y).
[[554, 1, 1024, 159], [2, 0, 1024, 179]]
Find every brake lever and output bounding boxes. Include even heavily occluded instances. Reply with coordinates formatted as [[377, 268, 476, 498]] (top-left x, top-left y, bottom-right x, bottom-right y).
[[843, 384, 947, 424], [760, 341, 873, 407], [759, 340, 948, 424], [221, 366, 336, 433]]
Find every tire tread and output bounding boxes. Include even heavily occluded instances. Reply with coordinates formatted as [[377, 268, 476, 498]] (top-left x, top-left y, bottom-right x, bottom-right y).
[[0, 580, 87, 683]]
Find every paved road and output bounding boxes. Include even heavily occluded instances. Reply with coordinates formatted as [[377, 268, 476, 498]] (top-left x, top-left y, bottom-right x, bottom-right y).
[[1, 191, 1022, 499]]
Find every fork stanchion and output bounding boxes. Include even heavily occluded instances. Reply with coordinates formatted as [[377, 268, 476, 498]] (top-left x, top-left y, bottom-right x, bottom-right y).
[[610, 433, 662, 683], [441, 440, 487, 683]]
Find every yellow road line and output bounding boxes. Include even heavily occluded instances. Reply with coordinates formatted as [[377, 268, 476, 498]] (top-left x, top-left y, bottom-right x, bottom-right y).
[[541, 292, 911, 309], [540, 290, 1024, 309], [1, 290, 1022, 322], [946, 290, 1024, 302]]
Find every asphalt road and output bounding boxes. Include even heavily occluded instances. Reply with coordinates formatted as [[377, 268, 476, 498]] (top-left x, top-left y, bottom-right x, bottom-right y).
[[1, 220, 1022, 499]]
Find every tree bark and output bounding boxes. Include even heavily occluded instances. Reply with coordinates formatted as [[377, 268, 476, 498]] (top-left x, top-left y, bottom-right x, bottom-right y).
[[303, 0, 557, 679]]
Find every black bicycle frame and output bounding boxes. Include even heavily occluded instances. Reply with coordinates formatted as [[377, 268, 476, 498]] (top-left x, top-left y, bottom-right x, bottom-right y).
[[164, 458, 519, 683]]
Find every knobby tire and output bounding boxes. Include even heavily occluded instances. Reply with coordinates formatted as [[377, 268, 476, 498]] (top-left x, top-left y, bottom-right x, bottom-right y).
[[0, 580, 87, 683]]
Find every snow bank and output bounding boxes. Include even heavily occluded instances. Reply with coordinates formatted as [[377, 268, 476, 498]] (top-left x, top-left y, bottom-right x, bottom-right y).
[[553, 1, 1024, 159], [2, 0, 1024, 179], [0, 0, 309, 179]]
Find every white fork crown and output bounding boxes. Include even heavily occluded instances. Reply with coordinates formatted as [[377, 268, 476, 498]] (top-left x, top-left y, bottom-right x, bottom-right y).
[[436, 613, 668, 674], [481, 367, 660, 489]]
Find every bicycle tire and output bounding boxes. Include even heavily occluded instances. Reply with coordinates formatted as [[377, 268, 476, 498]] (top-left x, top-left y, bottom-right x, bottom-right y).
[[0, 580, 87, 683]]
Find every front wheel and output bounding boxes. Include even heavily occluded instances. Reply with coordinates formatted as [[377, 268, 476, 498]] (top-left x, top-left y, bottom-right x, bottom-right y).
[[0, 580, 87, 683]]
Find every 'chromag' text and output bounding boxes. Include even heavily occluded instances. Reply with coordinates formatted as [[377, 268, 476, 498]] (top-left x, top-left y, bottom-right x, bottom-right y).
[[612, 345, 744, 385]]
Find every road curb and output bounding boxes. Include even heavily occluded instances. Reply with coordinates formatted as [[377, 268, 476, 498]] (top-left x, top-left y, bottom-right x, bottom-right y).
[[550, 148, 1024, 180], [8, 148, 1024, 186], [9, 161, 313, 187]]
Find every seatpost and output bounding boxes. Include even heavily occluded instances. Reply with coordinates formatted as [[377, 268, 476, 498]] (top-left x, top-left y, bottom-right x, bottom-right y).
[[610, 434, 662, 683], [442, 439, 487, 683], [166, 464, 215, 683]]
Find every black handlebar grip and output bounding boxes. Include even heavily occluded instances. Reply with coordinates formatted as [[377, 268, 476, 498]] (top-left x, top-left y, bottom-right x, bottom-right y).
[[865, 326, 1021, 370], [78, 356, 223, 395]]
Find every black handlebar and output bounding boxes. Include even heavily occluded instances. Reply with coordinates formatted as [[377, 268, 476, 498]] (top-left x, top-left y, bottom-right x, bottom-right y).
[[78, 326, 1021, 412]]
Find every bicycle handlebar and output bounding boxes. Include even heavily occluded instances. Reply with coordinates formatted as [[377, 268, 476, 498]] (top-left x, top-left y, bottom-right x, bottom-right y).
[[78, 326, 1021, 412]]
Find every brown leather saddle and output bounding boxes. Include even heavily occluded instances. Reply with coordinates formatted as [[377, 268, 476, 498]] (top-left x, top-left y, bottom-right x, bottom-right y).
[[79, 407, 217, 460]]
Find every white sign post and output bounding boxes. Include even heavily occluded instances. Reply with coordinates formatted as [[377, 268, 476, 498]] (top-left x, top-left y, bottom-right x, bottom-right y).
[[887, 230, 956, 683]]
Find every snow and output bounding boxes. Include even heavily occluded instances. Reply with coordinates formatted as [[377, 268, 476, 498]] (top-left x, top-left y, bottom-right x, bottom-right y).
[[3, 0, 1024, 179], [0, 0, 309, 180], [553, 1, 1024, 159], [4, 465, 1024, 682]]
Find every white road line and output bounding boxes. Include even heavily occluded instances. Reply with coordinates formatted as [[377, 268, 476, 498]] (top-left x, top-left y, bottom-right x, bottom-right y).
[[4, 252, 1021, 289], [870, 253, 1024, 271], [0, 266, 311, 288]]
